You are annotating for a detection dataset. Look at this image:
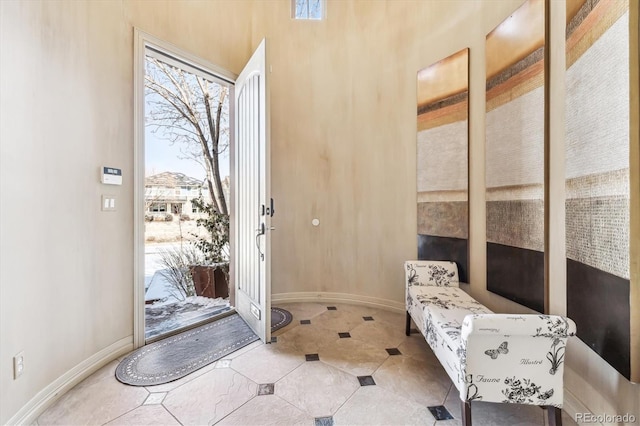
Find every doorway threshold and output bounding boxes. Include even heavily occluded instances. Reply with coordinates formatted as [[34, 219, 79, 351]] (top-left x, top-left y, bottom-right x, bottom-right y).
[[145, 305, 235, 344]]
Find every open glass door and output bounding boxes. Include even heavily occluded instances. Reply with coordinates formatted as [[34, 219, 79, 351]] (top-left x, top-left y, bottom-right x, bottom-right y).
[[234, 39, 271, 343], [141, 44, 234, 343]]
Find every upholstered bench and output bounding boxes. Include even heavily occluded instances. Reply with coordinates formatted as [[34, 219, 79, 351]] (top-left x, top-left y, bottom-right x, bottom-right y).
[[404, 260, 576, 426]]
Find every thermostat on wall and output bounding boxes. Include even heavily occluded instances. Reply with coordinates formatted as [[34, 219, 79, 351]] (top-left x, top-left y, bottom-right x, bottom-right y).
[[101, 166, 122, 185]]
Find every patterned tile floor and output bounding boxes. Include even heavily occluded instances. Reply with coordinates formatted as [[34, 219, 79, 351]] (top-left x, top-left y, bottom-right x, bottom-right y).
[[37, 303, 578, 426]]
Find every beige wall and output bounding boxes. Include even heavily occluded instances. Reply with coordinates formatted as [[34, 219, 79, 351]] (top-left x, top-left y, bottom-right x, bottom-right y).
[[0, 1, 252, 423], [1, 2, 134, 422], [253, 0, 526, 305], [1, 0, 638, 424], [252, 0, 639, 421]]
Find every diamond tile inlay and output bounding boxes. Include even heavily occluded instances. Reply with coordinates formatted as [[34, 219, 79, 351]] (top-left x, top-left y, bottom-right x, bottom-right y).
[[258, 383, 275, 395], [301, 319, 311, 325], [338, 332, 351, 338], [315, 416, 334, 426], [428, 405, 454, 421], [271, 336, 278, 343], [363, 316, 374, 321], [215, 359, 232, 368], [327, 306, 337, 311], [143, 392, 166, 405], [306, 353, 320, 361], [357, 376, 376, 386], [386, 348, 402, 356]]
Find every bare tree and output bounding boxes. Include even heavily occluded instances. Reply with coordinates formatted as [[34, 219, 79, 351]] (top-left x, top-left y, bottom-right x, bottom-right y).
[[145, 56, 229, 215]]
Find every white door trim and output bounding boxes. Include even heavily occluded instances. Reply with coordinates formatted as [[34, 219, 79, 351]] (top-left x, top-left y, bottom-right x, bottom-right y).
[[132, 28, 237, 348]]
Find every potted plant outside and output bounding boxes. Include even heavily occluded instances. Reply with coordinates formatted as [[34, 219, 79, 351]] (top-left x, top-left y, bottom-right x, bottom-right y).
[[190, 196, 230, 299]]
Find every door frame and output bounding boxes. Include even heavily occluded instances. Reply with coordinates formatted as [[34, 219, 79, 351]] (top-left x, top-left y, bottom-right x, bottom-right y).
[[132, 29, 237, 349]]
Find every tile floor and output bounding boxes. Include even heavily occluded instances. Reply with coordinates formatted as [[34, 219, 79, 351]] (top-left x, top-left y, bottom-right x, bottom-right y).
[[37, 303, 578, 426]]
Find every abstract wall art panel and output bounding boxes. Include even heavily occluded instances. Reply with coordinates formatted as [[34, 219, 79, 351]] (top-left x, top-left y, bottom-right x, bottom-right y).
[[485, 0, 545, 312], [416, 48, 469, 282], [565, 0, 631, 380]]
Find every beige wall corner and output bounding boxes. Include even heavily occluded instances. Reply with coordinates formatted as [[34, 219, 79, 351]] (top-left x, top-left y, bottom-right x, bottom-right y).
[[546, 0, 567, 316], [629, 0, 639, 384]]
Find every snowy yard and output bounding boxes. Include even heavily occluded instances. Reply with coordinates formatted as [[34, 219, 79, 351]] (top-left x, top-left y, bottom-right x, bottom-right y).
[[144, 219, 208, 243], [144, 241, 230, 340]]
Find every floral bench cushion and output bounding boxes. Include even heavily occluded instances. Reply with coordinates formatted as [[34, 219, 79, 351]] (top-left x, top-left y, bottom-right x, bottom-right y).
[[404, 260, 577, 409], [405, 260, 460, 287], [408, 285, 492, 349], [407, 284, 492, 390]]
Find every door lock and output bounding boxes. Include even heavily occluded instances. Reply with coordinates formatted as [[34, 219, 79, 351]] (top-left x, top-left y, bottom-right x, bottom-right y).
[[264, 199, 275, 217]]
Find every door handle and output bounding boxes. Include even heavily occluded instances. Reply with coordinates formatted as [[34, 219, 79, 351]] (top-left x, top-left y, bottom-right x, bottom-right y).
[[255, 223, 265, 260]]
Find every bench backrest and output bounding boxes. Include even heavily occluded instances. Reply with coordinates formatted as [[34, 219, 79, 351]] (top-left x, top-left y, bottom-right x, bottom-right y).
[[405, 260, 460, 288]]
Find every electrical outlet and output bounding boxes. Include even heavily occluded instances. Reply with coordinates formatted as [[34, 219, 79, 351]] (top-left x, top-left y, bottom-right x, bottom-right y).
[[13, 352, 24, 379]]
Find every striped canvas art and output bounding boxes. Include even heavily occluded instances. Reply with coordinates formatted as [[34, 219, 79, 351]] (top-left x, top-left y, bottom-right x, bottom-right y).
[[485, 0, 546, 312], [565, 0, 631, 380], [416, 49, 469, 282]]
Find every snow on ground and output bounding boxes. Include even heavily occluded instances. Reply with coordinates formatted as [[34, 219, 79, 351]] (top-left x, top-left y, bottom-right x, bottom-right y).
[[145, 296, 230, 340], [144, 241, 196, 302], [144, 242, 179, 294], [144, 242, 230, 340], [145, 220, 207, 244]]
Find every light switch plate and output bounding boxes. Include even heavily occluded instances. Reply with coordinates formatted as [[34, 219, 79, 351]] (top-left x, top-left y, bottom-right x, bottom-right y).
[[101, 195, 116, 212], [13, 352, 24, 379]]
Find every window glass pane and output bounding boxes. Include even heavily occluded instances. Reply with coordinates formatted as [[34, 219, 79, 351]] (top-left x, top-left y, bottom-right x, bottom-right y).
[[309, 0, 322, 19], [295, 0, 307, 18]]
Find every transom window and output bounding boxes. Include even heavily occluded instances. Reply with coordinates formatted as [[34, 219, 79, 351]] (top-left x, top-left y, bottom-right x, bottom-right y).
[[292, 0, 324, 20]]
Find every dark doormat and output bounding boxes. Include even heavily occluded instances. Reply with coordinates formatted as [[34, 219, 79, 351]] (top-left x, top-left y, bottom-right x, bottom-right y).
[[271, 307, 292, 332], [116, 313, 258, 386]]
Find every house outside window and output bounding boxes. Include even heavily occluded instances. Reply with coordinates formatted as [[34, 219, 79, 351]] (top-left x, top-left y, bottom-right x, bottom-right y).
[[144, 171, 228, 218], [149, 203, 166, 213]]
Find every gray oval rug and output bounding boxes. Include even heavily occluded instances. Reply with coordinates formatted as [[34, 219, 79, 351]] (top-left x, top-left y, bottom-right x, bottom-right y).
[[116, 313, 258, 386], [271, 307, 292, 332]]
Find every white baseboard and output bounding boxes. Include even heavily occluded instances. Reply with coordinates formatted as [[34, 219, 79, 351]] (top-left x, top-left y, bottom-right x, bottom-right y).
[[564, 386, 599, 425], [7, 336, 133, 426], [272, 292, 405, 313]]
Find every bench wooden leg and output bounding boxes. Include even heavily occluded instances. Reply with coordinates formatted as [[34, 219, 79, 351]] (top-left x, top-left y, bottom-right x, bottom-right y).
[[405, 311, 411, 336], [546, 406, 562, 426], [461, 400, 472, 426]]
